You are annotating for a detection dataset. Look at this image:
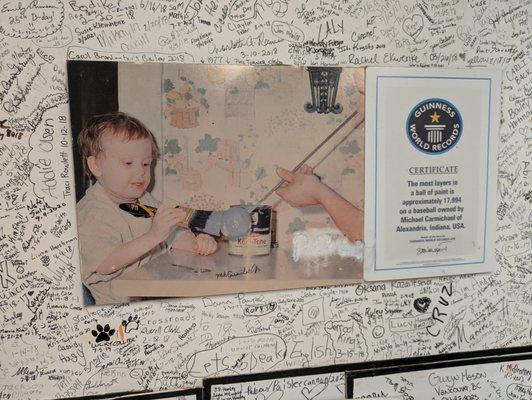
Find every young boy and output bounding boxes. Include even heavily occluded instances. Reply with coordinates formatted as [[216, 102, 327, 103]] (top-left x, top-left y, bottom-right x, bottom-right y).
[[77, 112, 217, 305]]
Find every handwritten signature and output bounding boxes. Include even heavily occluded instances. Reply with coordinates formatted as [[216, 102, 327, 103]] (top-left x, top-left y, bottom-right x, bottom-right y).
[[417, 240, 451, 256], [215, 264, 261, 279]]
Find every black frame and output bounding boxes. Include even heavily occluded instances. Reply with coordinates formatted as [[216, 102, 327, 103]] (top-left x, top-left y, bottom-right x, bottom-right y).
[[112, 388, 202, 400], [54, 388, 202, 400], [345, 347, 532, 398], [203, 345, 531, 400]]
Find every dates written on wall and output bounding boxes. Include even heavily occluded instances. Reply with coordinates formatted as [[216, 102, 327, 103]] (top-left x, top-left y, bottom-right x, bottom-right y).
[[397, 177, 465, 233], [57, 114, 72, 199]]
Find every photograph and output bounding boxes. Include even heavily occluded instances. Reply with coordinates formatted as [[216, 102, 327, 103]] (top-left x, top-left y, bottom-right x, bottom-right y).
[[67, 61, 366, 306]]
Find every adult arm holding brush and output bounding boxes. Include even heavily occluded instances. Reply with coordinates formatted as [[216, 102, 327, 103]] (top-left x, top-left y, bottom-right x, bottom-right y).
[[275, 69, 365, 242], [276, 165, 363, 243]]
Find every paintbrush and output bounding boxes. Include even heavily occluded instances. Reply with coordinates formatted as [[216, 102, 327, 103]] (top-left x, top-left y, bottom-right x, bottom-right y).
[[119, 203, 252, 240], [252, 109, 364, 208]]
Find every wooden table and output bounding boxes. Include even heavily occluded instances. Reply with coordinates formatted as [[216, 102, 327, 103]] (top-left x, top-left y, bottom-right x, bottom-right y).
[[112, 242, 363, 298]]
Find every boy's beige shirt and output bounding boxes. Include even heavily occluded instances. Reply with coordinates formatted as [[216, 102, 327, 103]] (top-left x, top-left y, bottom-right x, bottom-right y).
[[77, 182, 166, 305]]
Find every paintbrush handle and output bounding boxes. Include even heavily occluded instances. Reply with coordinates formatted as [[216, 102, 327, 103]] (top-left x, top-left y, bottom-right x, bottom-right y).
[[119, 203, 227, 237], [176, 206, 199, 228], [255, 109, 361, 206], [119, 203, 199, 228]]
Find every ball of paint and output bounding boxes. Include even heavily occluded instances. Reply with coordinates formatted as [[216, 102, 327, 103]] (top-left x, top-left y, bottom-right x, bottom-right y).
[[221, 206, 252, 239]]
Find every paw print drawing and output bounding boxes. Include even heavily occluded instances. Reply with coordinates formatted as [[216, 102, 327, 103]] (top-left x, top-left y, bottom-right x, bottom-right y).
[[92, 324, 115, 343], [122, 315, 140, 333]]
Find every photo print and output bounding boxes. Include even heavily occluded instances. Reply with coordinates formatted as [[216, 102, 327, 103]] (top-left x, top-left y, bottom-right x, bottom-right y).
[[67, 61, 365, 306]]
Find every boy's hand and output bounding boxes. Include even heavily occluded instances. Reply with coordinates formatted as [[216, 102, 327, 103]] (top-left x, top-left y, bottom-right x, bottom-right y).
[[148, 204, 177, 243], [194, 234, 218, 256], [171, 207, 189, 225]]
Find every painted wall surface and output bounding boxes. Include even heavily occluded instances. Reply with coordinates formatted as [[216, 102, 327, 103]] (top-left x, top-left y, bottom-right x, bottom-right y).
[[0, 0, 530, 398]]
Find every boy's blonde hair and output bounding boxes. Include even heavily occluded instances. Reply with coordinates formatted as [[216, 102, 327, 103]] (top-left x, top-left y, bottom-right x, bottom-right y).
[[78, 112, 159, 180]]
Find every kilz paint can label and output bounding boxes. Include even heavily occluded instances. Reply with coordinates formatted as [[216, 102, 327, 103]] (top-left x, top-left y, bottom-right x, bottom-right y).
[[228, 206, 272, 256]]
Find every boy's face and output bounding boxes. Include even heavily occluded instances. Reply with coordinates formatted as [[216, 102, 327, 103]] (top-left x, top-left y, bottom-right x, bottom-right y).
[[88, 134, 153, 203]]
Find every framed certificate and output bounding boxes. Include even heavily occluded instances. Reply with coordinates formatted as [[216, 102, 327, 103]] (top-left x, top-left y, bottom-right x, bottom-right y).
[[346, 350, 531, 399], [364, 68, 501, 280]]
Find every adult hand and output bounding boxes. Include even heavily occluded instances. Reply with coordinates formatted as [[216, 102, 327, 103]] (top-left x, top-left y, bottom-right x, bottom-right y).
[[275, 164, 324, 207]]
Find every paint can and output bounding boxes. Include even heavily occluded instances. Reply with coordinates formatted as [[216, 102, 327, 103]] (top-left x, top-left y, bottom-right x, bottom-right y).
[[228, 205, 272, 256]]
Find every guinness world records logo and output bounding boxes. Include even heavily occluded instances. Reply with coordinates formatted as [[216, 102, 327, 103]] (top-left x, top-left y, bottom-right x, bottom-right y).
[[406, 98, 463, 154]]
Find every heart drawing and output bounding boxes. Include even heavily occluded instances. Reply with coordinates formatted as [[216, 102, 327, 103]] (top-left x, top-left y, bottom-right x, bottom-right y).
[[402, 14, 424, 40], [413, 297, 432, 313], [302, 383, 327, 400]]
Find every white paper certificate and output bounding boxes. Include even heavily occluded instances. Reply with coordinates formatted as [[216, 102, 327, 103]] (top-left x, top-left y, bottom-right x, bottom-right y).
[[364, 68, 501, 281]]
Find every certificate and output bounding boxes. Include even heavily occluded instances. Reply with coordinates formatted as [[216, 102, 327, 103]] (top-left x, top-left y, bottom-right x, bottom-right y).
[[364, 68, 501, 280]]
